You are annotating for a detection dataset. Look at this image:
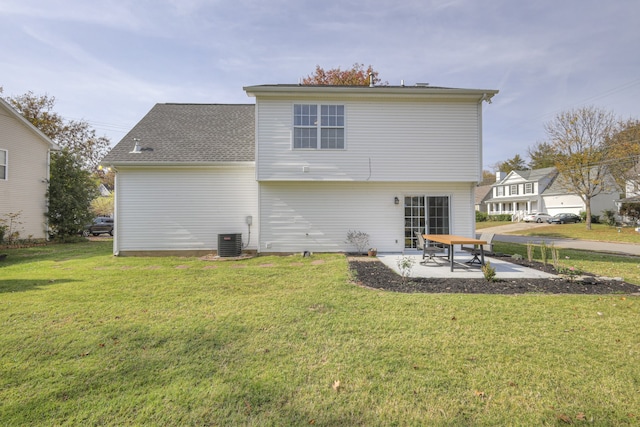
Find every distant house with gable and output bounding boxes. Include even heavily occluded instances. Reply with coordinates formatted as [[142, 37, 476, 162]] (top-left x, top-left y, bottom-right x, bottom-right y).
[[0, 98, 59, 241], [485, 166, 619, 221]]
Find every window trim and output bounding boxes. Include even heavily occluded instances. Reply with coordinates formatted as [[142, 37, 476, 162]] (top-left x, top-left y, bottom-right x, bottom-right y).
[[293, 104, 345, 150], [510, 184, 519, 195], [0, 149, 7, 180], [524, 182, 533, 194]]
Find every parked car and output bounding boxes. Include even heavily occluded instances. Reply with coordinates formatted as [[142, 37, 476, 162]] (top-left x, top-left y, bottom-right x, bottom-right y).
[[523, 212, 552, 223], [84, 217, 114, 236], [547, 213, 581, 224]]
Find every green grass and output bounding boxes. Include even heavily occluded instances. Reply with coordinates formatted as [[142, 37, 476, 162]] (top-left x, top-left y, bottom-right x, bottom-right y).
[[1, 242, 639, 425], [494, 241, 640, 285], [476, 220, 512, 230], [507, 222, 640, 244]]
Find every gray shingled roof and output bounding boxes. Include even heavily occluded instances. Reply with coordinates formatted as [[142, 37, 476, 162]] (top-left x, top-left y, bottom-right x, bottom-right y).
[[512, 167, 556, 181], [102, 104, 255, 165]]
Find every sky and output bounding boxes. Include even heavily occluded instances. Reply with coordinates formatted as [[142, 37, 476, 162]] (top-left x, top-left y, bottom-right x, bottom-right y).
[[2, 0, 639, 170]]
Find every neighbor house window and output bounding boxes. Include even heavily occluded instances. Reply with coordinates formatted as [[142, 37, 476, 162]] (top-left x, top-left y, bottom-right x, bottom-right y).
[[0, 149, 6, 180], [510, 184, 519, 195], [293, 104, 344, 149], [525, 182, 533, 194]]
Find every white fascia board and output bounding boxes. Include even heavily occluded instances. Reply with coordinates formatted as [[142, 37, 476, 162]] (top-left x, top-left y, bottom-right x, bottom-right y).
[[243, 85, 498, 102], [101, 161, 256, 169]]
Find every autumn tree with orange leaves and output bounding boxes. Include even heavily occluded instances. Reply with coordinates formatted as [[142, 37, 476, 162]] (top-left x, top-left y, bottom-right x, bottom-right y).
[[302, 64, 385, 86]]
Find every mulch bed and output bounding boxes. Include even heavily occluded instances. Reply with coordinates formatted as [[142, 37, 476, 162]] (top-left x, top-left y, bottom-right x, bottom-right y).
[[348, 255, 640, 295]]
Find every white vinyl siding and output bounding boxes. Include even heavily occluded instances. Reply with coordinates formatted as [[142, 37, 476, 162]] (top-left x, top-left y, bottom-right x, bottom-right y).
[[0, 149, 7, 180], [259, 181, 474, 253], [114, 166, 258, 254], [0, 111, 52, 239], [256, 99, 481, 182]]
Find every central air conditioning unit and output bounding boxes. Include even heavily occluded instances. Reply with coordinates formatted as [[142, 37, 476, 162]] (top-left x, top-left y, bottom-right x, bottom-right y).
[[218, 233, 242, 257]]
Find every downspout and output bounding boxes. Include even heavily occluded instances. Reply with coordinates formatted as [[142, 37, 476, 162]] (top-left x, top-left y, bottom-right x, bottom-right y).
[[111, 166, 119, 256], [45, 149, 52, 240]]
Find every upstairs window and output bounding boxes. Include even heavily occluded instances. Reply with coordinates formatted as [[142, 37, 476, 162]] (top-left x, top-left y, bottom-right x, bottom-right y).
[[0, 149, 6, 180], [525, 182, 533, 194], [497, 186, 504, 196], [510, 184, 519, 195], [293, 104, 344, 149]]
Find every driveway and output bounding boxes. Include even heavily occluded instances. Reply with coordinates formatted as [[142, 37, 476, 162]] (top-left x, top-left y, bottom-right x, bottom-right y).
[[479, 222, 640, 256]]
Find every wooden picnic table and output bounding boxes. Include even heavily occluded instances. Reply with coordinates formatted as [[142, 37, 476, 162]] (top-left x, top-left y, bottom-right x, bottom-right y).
[[423, 234, 488, 272]]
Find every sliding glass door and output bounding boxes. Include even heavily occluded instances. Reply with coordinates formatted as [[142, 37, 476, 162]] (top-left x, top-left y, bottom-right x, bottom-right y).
[[404, 195, 450, 249]]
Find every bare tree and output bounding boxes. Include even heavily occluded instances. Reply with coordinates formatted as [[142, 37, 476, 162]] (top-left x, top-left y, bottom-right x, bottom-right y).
[[545, 106, 618, 229]]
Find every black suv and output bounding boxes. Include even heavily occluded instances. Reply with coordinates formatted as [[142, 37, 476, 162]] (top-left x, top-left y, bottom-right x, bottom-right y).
[[84, 217, 114, 236]]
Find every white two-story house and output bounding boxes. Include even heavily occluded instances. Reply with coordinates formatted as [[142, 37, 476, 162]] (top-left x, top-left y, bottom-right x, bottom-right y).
[[485, 166, 619, 220], [102, 83, 497, 255], [485, 168, 558, 219]]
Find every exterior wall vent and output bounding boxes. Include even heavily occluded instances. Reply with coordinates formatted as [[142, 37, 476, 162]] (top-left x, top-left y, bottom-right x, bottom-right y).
[[218, 233, 242, 257]]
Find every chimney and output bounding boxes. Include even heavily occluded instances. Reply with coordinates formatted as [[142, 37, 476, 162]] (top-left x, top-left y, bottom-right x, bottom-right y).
[[496, 171, 507, 182]]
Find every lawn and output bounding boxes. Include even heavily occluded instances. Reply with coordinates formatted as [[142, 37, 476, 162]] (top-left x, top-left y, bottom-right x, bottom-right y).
[[1, 242, 639, 425], [508, 222, 640, 244]]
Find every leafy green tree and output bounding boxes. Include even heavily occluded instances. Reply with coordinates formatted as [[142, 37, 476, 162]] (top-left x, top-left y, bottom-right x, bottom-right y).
[[91, 194, 114, 217], [302, 64, 386, 86], [6, 91, 110, 171], [605, 119, 640, 192], [527, 141, 560, 169], [544, 106, 618, 230], [495, 154, 527, 173], [47, 149, 99, 239]]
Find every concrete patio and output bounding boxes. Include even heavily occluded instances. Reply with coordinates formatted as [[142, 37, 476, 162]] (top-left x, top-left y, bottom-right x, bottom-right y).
[[377, 252, 557, 279]]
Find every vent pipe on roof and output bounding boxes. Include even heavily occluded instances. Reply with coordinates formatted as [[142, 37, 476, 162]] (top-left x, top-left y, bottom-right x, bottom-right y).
[[130, 138, 141, 153], [369, 72, 374, 87]]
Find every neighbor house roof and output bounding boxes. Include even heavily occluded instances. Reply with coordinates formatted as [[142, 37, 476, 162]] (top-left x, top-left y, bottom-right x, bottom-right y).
[[101, 103, 255, 166], [475, 185, 492, 205], [496, 167, 557, 185]]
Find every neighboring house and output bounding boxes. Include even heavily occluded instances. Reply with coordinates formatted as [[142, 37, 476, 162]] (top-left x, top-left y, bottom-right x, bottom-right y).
[[0, 98, 59, 240], [101, 84, 498, 255], [474, 184, 492, 213], [485, 166, 619, 220], [98, 183, 112, 197]]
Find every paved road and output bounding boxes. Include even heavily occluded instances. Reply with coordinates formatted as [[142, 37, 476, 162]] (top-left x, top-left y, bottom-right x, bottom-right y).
[[478, 222, 640, 256]]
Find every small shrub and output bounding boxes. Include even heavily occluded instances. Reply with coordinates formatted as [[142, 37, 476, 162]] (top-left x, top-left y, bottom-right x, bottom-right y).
[[481, 261, 497, 282], [602, 209, 617, 226], [396, 256, 415, 283], [540, 241, 548, 265], [475, 211, 488, 222], [526, 241, 534, 262], [550, 243, 560, 269], [0, 211, 24, 245], [346, 230, 370, 255], [511, 253, 523, 260], [489, 214, 512, 222], [579, 211, 600, 224], [558, 266, 581, 282]]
